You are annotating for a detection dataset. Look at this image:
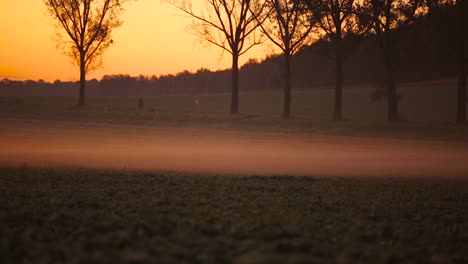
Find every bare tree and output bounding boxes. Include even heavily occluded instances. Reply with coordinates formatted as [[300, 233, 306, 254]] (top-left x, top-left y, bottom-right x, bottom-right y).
[[45, 0, 130, 106], [260, 0, 314, 118], [423, 0, 466, 123], [169, 0, 267, 114], [356, 0, 423, 121], [455, 0, 467, 123], [304, 0, 358, 121]]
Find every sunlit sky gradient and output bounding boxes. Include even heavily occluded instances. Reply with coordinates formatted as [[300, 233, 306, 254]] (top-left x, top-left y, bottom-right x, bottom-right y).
[[0, 0, 270, 81]]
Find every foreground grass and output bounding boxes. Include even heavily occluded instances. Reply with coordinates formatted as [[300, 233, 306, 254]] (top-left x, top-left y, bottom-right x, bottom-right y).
[[1, 168, 467, 263]]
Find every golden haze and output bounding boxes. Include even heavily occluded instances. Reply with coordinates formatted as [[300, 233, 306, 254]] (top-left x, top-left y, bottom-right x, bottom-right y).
[[0, 0, 269, 81]]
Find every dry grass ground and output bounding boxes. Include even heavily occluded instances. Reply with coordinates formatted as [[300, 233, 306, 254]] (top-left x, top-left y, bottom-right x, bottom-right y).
[[0, 168, 467, 264]]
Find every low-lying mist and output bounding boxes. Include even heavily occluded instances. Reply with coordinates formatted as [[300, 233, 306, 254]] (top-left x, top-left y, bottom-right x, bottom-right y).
[[1, 122, 468, 178]]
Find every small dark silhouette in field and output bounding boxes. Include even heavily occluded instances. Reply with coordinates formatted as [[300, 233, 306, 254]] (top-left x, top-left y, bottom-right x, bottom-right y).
[[371, 83, 402, 103], [138, 97, 144, 110]]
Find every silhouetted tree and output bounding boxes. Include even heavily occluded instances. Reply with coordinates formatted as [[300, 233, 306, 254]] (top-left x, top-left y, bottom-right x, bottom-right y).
[[45, 0, 130, 106], [260, 0, 314, 118], [455, 0, 467, 123], [423, 0, 445, 11], [421, 0, 465, 123], [304, 0, 359, 121], [356, 0, 423, 121], [169, 0, 268, 114]]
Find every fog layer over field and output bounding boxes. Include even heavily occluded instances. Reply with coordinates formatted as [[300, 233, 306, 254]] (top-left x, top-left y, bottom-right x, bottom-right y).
[[1, 121, 468, 177]]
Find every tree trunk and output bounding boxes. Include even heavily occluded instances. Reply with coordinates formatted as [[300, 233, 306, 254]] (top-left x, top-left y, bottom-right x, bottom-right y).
[[283, 52, 292, 118], [383, 35, 398, 122], [333, 24, 344, 121], [231, 52, 239, 114], [456, 0, 466, 124], [79, 51, 86, 107], [457, 66, 466, 124], [385, 62, 398, 121], [334, 54, 344, 121]]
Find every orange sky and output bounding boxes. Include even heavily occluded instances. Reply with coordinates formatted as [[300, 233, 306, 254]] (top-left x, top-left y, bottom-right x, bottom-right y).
[[0, 0, 270, 81]]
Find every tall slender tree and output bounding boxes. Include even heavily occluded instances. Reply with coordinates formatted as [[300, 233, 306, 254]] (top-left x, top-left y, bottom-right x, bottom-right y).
[[169, 0, 268, 114], [45, 0, 130, 106], [356, 0, 423, 121], [455, 0, 467, 123], [260, 0, 314, 118], [304, 0, 358, 121], [424, 0, 466, 123]]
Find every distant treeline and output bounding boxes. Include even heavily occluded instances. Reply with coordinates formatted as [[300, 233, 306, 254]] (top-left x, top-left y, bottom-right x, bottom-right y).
[[0, 4, 461, 97]]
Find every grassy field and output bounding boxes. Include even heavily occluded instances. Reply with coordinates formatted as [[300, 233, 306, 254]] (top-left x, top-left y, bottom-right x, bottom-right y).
[[1, 168, 467, 264], [0, 85, 460, 122], [1, 84, 467, 140], [0, 84, 464, 119]]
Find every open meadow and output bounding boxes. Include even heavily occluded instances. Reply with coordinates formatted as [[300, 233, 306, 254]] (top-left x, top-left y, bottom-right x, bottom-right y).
[[1, 82, 468, 139], [1, 84, 468, 263], [1, 82, 466, 127]]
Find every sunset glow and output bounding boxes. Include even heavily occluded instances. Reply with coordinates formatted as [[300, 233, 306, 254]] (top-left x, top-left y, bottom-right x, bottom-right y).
[[0, 0, 268, 81]]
